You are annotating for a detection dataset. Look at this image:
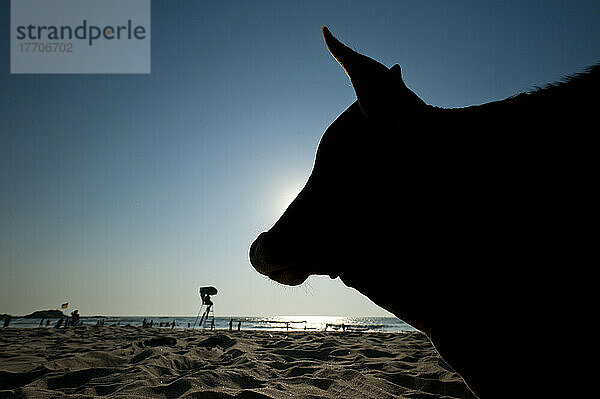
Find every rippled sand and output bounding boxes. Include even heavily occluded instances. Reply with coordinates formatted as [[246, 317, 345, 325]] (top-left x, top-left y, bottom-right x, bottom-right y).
[[0, 326, 474, 398]]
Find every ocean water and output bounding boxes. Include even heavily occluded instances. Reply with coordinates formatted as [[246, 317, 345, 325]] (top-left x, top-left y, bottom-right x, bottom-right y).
[[7, 315, 416, 333]]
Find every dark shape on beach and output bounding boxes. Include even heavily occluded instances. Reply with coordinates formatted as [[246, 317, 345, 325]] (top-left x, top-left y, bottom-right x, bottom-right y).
[[144, 336, 177, 347], [197, 334, 236, 350], [250, 27, 597, 398], [0, 366, 50, 390], [22, 310, 65, 319]]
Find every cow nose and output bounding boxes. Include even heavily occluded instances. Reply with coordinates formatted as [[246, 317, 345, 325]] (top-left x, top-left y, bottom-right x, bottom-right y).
[[249, 232, 267, 261]]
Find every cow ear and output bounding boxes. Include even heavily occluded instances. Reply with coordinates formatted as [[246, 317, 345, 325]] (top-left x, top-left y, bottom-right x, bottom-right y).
[[389, 63, 414, 93], [322, 27, 424, 124], [322, 27, 394, 122], [322, 26, 388, 82]]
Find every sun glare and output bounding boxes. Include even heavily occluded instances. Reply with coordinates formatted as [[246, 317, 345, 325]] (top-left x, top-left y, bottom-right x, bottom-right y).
[[276, 183, 304, 214]]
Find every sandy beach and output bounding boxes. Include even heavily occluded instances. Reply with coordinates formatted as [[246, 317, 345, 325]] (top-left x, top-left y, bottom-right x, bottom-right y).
[[0, 326, 474, 398]]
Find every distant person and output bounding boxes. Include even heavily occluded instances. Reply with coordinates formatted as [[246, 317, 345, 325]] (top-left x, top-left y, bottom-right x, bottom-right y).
[[2, 315, 11, 328], [71, 310, 80, 326], [188, 322, 191, 328], [142, 318, 147, 327], [55, 317, 64, 328], [171, 321, 175, 329], [204, 295, 213, 309], [45, 320, 50, 327], [229, 319, 233, 331], [237, 321, 241, 331], [39, 318, 44, 327]]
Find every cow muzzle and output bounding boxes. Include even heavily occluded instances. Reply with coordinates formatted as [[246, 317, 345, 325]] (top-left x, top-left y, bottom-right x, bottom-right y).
[[249, 231, 312, 286]]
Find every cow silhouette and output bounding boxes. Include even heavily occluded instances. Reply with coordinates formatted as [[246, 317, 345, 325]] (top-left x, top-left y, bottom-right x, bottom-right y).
[[250, 27, 596, 398]]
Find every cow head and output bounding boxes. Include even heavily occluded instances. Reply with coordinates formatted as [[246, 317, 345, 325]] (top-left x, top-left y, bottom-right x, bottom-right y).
[[247, 27, 586, 399], [249, 27, 431, 320]]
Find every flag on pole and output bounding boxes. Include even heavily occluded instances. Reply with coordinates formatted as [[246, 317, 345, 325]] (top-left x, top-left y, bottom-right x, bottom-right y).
[[61, 302, 68, 309]]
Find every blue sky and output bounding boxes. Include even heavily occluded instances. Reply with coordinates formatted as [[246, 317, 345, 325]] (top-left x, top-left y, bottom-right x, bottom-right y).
[[1, 1, 599, 316]]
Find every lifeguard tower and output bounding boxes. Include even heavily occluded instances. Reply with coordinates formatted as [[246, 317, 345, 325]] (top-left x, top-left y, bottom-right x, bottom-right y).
[[194, 286, 217, 330]]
